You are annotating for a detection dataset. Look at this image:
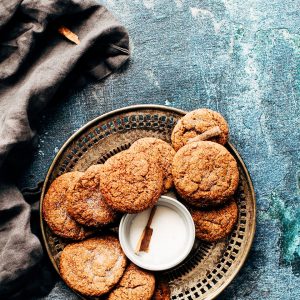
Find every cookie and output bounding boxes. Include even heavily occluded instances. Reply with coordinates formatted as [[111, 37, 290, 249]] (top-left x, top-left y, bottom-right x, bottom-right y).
[[191, 199, 238, 242], [67, 164, 116, 227], [42, 172, 92, 240], [172, 141, 239, 207], [108, 263, 155, 300], [152, 280, 171, 300], [59, 236, 127, 297], [100, 151, 164, 213], [129, 137, 176, 192], [171, 108, 229, 151]]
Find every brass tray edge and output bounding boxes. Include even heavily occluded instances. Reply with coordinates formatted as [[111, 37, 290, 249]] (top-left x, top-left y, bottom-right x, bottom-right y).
[[39, 104, 256, 300]]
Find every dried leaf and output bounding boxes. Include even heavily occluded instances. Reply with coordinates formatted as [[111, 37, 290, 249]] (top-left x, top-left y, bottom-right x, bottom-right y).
[[58, 26, 80, 45]]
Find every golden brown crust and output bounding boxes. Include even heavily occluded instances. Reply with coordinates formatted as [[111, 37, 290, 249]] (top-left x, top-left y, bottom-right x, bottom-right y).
[[59, 236, 127, 297], [129, 138, 176, 192], [171, 109, 229, 151], [152, 280, 171, 300], [108, 264, 155, 300], [172, 141, 239, 207], [42, 172, 92, 240], [191, 199, 238, 242], [99, 151, 164, 213], [67, 164, 116, 227]]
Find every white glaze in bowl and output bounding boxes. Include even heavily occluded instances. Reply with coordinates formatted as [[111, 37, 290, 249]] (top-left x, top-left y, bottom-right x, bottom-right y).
[[119, 195, 195, 271]]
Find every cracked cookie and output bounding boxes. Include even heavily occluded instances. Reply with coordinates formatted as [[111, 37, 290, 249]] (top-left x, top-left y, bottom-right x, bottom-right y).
[[108, 263, 155, 300], [172, 141, 239, 207], [42, 172, 92, 240], [59, 236, 127, 297], [171, 108, 229, 151], [67, 164, 116, 227], [99, 151, 164, 213], [129, 137, 176, 192], [191, 199, 238, 242]]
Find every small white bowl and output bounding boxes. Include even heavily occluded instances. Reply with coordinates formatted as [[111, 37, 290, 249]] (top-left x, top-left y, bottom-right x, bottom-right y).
[[119, 195, 195, 271]]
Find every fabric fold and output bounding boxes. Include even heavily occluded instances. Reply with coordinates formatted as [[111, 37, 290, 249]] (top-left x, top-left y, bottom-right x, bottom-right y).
[[0, 0, 130, 297]]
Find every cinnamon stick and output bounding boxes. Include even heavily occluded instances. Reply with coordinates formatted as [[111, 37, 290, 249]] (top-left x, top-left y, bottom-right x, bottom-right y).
[[187, 126, 222, 144], [135, 206, 157, 254]]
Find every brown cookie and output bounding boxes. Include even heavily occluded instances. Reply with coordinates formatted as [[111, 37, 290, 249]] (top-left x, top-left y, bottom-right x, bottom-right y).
[[67, 164, 116, 227], [129, 137, 176, 192], [172, 141, 239, 207], [191, 199, 238, 242], [99, 151, 163, 213], [171, 108, 229, 151], [42, 172, 92, 240], [108, 263, 155, 300], [152, 280, 171, 300], [59, 236, 127, 297]]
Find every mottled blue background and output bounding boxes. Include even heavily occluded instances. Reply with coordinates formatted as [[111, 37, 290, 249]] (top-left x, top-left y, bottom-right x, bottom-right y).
[[20, 0, 300, 299]]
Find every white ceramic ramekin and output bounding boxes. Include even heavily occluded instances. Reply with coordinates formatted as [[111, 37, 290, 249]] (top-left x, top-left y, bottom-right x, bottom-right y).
[[119, 195, 195, 271]]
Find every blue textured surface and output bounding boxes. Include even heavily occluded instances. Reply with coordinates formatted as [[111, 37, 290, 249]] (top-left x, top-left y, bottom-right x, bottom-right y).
[[20, 0, 300, 299]]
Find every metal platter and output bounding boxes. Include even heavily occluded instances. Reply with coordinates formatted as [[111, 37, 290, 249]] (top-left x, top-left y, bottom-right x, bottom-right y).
[[40, 104, 256, 300]]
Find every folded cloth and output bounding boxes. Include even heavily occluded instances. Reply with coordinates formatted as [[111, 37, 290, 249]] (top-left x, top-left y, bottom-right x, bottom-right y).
[[0, 0, 129, 298]]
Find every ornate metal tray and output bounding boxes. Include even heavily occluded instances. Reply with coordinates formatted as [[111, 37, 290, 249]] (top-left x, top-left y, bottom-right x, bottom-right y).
[[40, 105, 256, 300]]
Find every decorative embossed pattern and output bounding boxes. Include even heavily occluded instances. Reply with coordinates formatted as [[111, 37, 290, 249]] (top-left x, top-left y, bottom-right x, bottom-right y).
[[40, 105, 255, 300]]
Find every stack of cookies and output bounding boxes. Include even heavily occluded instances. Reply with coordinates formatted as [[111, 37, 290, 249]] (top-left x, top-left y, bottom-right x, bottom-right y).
[[171, 109, 239, 242], [42, 138, 175, 299], [42, 108, 240, 299]]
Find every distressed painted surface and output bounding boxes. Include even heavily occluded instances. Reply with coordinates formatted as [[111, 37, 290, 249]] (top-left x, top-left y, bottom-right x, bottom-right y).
[[19, 0, 300, 299]]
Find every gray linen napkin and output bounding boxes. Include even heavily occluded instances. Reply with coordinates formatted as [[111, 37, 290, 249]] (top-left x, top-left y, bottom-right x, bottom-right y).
[[0, 0, 129, 298]]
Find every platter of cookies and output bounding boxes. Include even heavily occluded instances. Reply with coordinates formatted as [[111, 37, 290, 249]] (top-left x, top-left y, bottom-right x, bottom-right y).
[[40, 105, 256, 300]]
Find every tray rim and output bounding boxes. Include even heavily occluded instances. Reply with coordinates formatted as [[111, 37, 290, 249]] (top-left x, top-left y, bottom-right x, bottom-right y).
[[39, 104, 256, 300]]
